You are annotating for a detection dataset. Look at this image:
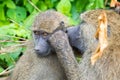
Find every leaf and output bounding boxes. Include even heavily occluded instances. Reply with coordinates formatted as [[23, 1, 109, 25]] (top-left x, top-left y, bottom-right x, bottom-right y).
[[25, 3, 34, 13], [0, 24, 17, 39], [9, 47, 24, 61], [23, 9, 38, 28], [67, 17, 76, 25], [51, 0, 58, 3], [70, 0, 74, 2], [0, 5, 5, 21], [95, 0, 105, 8], [71, 5, 80, 25], [15, 27, 30, 38], [56, 0, 71, 16], [32, 0, 39, 4], [0, 58, 8, 69], [44, 0, 54, 8], [7, 6, 27, 23], [86, 0, 105, 10], [0, 54, 15, 67], [86, 3, 95, 10], [0, 66, 4, 73], [23, 0, 27, 5], [76, 0, 89, 13], [37, 1, 47, 11], [6, 0, 16, 9]]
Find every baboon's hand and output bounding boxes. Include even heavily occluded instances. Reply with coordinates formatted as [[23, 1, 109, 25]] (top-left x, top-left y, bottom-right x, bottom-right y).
[[49, 30, 80, 80]]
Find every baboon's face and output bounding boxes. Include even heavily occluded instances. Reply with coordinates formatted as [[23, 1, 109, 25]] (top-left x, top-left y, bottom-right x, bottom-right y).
[[32, 30, 52, 56], [32, 22, 66, 56], [32, 10, 68, 56]]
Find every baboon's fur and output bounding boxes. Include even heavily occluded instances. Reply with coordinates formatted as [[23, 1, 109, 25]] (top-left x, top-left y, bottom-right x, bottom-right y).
[[0, 77, 9, 80], [32, 10, 68, 33], [11, 10, 68, 80], [79, 9, 120, 80], [11, 10, 120, 80], [11, 42, 66, 80]]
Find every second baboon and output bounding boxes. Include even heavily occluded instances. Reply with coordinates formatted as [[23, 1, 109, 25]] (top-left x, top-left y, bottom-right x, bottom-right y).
[[11, 10, 68, 80], [67, 9, 120, 80], [79, 10, 120, 80]]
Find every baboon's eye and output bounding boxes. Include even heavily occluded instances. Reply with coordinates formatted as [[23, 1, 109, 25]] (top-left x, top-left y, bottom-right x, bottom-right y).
[[34, 31, 40, 35], [42, 32, 48, 36]]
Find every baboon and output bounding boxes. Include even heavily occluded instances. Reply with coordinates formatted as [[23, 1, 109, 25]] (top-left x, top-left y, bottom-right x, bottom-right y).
[[79, 9, 120, 80], [66, 9, 120, 80], [11, 10, 68, 80], [11, 9, 120, 80]]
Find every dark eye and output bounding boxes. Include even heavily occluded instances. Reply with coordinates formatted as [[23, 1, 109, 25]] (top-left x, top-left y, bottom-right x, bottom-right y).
[[34, 31, 40, 35], [42, 32, 48, 36]]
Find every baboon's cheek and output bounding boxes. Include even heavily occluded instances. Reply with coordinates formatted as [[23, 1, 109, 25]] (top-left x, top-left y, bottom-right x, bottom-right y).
[[34, 37, 51, 56]]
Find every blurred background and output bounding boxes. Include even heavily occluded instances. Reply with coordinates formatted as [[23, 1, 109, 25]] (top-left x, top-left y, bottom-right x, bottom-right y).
[[0, 0, 118, 77]]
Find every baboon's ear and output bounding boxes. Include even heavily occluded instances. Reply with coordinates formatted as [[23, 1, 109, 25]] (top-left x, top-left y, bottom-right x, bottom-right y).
[[60, 21, 65, 27], [60, 21, 67, 32]]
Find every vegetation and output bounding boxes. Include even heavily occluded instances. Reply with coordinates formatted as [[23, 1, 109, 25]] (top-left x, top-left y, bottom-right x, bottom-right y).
[[0, 0, 113, 75]]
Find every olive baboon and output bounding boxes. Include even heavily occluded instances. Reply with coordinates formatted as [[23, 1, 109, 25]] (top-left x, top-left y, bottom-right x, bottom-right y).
[[78, 9, 120, 80], [64, 9, 120, 80], [11, 9, 120, 80], [11, 10, 68, 80]]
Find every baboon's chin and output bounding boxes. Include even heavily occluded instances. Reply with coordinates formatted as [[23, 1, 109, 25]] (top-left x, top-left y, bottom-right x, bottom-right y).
[[35, 49, 51, 56]]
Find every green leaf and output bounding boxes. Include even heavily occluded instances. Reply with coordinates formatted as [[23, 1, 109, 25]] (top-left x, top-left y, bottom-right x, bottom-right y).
[[70, 0, 74, 2], [23, 0, 27, 5], [15, 27, 30, 38], [86, 3, 95, 10], [67, 17, 77, 25], [56, 0, 71, 16], [0, 54, 15, 67], [0, 23, 30, 41], [6, 0, 16, 9], [0, 5, 5, 21], [95, 0, 105, 9], [44, 0, 53, 8], [0, 24, 17, 39], [71, 7, 80, 25], [7, 6, 27, 23], [76, 0, 89, 13], [0, 66, 4, 73], [24, 9, 38, 28], [37, 1, 47, 11], [9, 47, 23, 61], [86, 0, 105, 10], [32, 0, 39, 4], [0, 58, 8, 69], [25, 3, 34, 13]]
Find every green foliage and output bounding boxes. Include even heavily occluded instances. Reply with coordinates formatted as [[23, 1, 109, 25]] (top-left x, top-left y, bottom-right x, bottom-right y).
[[5, 0, 16, 9], [0, 54, 15, 67], [7, 6, 27, 23], [32, 0, 39, 4], [37, 1, 48, 11], [0, 5, 6, 21], [56, 0, 71, 16], [0, 0, 108, 74]]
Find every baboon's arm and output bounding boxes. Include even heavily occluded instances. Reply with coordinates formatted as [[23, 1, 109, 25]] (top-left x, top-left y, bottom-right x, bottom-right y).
[[49, 30, 80, 80]]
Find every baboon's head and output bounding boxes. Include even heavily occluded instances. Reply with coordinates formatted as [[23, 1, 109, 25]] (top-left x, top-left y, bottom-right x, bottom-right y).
[[32, 10, 68, 56]]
